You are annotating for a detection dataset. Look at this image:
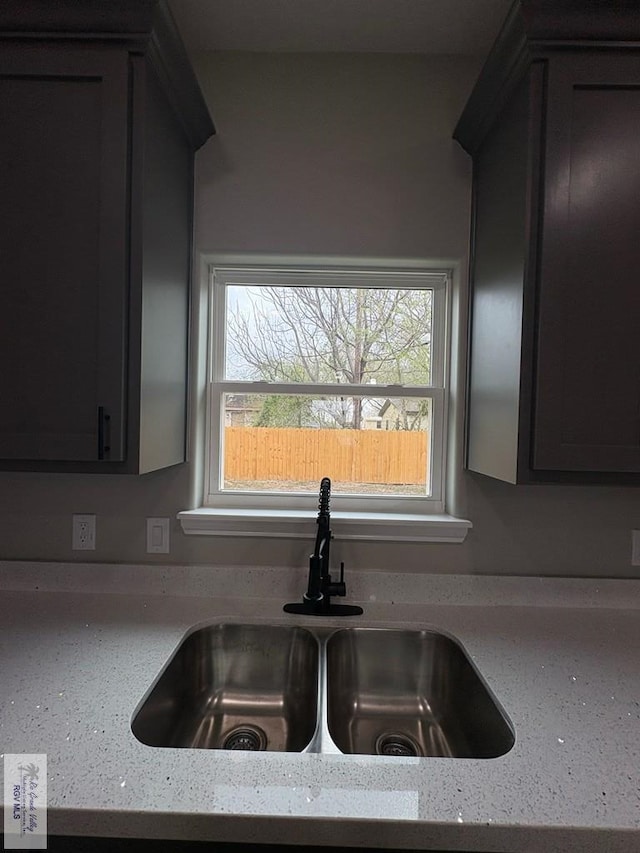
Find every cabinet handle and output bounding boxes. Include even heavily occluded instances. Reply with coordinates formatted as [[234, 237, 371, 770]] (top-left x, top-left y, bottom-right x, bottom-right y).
[[97, 406, 111, 460]]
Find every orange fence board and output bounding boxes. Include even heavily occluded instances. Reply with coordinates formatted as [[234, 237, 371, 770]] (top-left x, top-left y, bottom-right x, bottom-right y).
[[224, 427, 428, 485]]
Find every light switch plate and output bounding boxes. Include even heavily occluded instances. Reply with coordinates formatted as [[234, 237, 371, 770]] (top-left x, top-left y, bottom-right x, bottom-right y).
[[632, 530, 640, 567], [147, 517, 170, 554]]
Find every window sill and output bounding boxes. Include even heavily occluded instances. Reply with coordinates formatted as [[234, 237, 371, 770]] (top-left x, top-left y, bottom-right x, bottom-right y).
[[177, 508, 471, 543]]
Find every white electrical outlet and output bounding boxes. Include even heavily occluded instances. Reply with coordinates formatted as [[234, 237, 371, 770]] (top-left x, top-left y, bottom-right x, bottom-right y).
[[72, 514, 96, 550], [632, 530, 640, 567], [146, 518, 170, 554]]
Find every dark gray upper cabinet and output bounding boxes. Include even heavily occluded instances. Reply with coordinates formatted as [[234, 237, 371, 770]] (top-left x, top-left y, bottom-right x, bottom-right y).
[[0, 1, 214, 473], [454, 0, 640, 484]]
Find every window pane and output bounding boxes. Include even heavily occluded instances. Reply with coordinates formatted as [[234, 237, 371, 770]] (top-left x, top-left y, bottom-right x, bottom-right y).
[[225, 285, 432, 385], [221, 394, 432, 497]]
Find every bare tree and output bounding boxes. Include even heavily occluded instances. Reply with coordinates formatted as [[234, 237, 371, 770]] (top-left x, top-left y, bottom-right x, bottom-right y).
[[227, 286, 431, 429]]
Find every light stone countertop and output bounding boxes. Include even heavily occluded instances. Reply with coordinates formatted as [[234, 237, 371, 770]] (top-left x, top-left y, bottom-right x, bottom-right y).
[[1, 561, 639, 852]]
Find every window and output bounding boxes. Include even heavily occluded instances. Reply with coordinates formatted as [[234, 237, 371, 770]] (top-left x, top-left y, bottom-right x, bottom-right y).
[[178, 258, 471, 542]]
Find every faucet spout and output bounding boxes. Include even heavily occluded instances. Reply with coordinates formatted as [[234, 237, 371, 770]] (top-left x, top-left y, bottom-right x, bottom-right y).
[[284, 477, 363, 617], [304, 477, 332, 603]]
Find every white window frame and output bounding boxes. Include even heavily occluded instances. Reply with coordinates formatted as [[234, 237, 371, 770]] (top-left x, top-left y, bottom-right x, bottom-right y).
[[178, 256, 471, 543]]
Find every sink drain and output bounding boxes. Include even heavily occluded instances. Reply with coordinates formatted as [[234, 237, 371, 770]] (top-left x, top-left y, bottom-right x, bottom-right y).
[[222, 726, 267, 751], [375, 732, 422, 757]]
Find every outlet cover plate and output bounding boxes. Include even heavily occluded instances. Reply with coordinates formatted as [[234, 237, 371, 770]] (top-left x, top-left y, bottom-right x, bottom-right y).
[[72, 514, 96, 550]]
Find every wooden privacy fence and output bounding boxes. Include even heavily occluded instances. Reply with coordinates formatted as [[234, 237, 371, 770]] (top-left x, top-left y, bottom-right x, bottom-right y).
[[224, 427, 428, 485]]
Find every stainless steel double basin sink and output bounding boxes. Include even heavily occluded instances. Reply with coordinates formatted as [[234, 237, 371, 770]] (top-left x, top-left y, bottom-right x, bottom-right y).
[[132, 624, 514, 758]]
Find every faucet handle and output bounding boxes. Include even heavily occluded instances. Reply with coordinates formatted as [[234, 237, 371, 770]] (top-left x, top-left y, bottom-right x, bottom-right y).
[[328, 562, 346, 599]]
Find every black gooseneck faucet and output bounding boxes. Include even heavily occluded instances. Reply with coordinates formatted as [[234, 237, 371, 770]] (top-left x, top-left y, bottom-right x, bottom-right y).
[[305, 476, 332, 604], [284, 478, 363, 617]]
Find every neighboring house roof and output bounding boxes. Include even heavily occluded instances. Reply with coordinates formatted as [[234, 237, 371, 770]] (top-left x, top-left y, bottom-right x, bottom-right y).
[[379, 398, 423, 417], [225, 394, 261, 412]]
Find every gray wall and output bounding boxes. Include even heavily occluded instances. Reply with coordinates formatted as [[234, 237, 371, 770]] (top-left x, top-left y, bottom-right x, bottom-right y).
[[1, 52, 638, 576]]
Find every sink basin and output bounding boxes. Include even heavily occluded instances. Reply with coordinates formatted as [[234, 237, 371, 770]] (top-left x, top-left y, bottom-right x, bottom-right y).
[[131, 623, 319, 752], [326, 628, 514, 758], [133, 623, 513, 758]]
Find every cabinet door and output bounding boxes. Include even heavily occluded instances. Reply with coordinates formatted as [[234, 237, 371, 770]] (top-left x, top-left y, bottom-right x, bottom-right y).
[[533, 54, 640, 472], [0, 47, 129, 461]]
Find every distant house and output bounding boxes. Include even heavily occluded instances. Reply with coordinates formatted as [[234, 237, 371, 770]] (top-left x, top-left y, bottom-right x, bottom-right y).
[[224, 394, 261, 427], [363, 398, 429, 431]]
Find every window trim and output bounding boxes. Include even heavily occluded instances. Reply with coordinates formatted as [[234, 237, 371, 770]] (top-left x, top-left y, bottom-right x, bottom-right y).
[[178, 254, 472, 543], [208, 262, 446, 509], [178, 507, 471, 543]]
